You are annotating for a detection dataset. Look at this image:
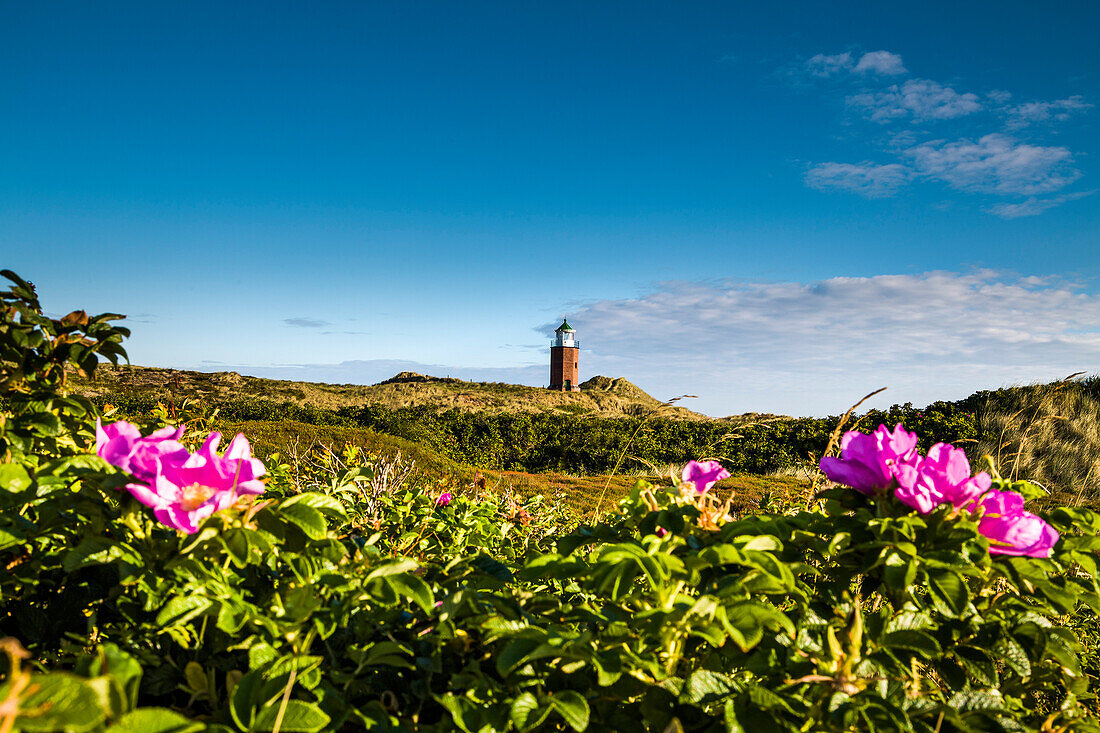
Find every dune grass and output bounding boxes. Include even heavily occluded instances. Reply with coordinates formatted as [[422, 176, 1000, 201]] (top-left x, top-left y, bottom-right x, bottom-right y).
[[975, 375, 1100, 506]]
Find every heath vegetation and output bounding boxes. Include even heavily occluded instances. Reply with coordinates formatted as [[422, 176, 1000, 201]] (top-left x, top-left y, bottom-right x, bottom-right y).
[[4, 269, 1100, 732]]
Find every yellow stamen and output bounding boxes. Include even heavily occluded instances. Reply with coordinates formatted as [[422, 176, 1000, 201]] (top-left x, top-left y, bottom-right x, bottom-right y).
[[180, 484, 216, 511]]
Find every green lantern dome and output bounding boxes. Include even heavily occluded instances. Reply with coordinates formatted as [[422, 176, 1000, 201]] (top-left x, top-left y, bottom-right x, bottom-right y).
[[556, 319, 574, 332]]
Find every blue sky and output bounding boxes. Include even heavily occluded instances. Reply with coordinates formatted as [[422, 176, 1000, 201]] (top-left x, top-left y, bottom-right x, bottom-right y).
[[3, 2, 1099, 415]]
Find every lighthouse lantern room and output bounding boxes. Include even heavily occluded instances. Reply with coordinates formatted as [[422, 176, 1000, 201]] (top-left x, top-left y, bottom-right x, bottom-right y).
[[549, 319, 580, 392]]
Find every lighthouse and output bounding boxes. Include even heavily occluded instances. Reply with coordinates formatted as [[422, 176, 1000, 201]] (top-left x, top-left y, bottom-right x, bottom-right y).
[[549, 319, 580, 392]]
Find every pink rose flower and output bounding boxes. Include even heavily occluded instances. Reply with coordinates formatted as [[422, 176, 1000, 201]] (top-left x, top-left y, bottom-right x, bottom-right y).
[[819, 423, 919, 494], [436, 492, 453, 507], [122, 431, 266, 534], [894, 442, 991, 514], [681, 460, 731, 495], [969, 489, 1060, 558], [198, 432, 267, 497], [96, 419, 189, 483]]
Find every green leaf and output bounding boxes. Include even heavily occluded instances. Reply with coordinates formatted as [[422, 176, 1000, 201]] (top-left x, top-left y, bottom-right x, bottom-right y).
[[281, 492, 346, 519], [365, 558, 419, 580], [438, 694, 483, 733], [0, 526, 24, 551], [230, 670, 262, 730], [15, 673, 105, 732], [881, 630, 941, 658], [253, 699, 331, 732], [593, 651, 622, 687], [385, 573, 435, 613], [738, 535, 782, 552], [107, 708, 204, 733], [62, 537, 138, 573], [471, 553, 514, 582], [519, 553, 585, 579], [946, 688, 1004, 712], [682, 669, 738, 705], [183, 662, 207, 695], [360, 641, 414, 669], [24, 410, 63, 436], [156, 595, 213, 627], [883, 551, 916, 591], [549, 691, 590, 732], [746, 685, 794, 714], [994, 637, 1032, 678], [277, 502, 328, 540], [927, 569, 969, 617], [510, 692, 549, 730], [955, 646, 998, 686], [0, 463, 33, 493], [86, 644, 144, 713]]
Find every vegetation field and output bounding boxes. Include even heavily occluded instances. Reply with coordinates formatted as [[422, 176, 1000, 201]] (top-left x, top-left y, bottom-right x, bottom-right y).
[[6, 269, 1100, 732], [76, 364, 1100, 509]]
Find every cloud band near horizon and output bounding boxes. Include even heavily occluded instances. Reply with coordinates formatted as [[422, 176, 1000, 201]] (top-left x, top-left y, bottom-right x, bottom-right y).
[[182, 271, 1100, 418]]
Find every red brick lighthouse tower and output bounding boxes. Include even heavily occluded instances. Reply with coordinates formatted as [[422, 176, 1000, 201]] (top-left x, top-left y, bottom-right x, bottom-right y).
[[549, 319, 580, 392]]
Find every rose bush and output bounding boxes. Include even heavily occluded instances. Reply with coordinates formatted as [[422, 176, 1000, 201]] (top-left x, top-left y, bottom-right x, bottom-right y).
[[3, 269, 1100, 732]]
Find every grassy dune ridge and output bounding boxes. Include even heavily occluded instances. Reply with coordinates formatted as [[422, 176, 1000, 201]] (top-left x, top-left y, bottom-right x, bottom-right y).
[[77, 365, 710, 418]]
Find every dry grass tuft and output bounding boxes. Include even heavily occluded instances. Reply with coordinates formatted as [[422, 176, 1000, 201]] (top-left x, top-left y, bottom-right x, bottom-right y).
[[976, 374, 1100, 505]]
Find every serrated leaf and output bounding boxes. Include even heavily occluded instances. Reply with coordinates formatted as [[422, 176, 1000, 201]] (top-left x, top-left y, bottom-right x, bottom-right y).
[[747, 685, 794, 713]]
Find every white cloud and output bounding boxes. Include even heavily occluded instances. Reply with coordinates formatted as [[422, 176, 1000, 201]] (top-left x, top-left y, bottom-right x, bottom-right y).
[[565, 272, 1100, 415], [853, 50, 907, 76], [284, 317, 333, 328], [804, 161, 911, 198], [198, 273, 1100, 417], [1004, 95, 1092, 130], [806, 52, 854, 78], [796, 50, 1091, 217], [986, 190, 1096, 219], [904, 134, 1080, 195], [847, 79, 982, 122]]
